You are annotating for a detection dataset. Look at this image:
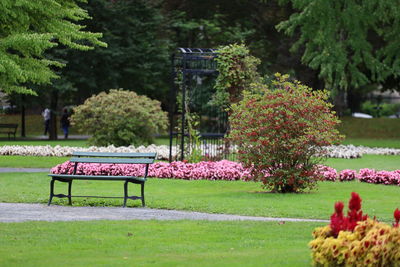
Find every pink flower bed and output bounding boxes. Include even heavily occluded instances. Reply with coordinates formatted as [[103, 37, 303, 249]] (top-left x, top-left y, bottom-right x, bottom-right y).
[[317, 165, 337, 181], [51, 160, 400, 186], [51, 160, 252, 181]]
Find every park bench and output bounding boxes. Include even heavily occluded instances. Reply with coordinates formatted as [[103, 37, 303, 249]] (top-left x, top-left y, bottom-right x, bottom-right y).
[[0, 123, 18, 140], [48, 151, 156, 207]]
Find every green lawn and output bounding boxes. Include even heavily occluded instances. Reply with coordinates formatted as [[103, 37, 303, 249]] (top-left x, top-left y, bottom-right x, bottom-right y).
[[1, 172, 398, 222], [0, 220, 321, 267], [0, 156, 70, 168], [1, 154, 399, 170], [325, 154, 400, 171], [2, 116, 400, 266], [342, 138, 400, 148], [338, 117, 400, 139]]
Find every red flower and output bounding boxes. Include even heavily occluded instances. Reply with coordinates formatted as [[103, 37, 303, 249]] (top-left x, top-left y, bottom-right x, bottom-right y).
[[330, 192, 368, 237], [348, 192, 362, 211], [394, 208, 400, 227], [335, 202, 344, 214]]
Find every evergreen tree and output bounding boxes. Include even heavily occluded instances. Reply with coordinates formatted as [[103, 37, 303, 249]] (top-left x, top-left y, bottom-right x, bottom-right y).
[[0, 0, 106, 95], [276, 0, 400, 114], [60, 0, 171, 104]]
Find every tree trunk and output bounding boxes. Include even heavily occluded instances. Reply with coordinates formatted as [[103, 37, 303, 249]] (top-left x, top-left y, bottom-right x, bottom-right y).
[[19, 95, 26, 137], [20, 104, 26, 137], [49, 90, 58, 140], [332, 89, 347, 117]]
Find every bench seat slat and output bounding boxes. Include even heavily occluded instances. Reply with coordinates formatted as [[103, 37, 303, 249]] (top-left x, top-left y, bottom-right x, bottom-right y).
[[72, 152, 156, 158], [69, 157, 154, 164], [49, 174, 146, 182]]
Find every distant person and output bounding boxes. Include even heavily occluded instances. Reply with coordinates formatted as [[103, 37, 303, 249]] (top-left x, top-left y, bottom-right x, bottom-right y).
[[60, 108, 70, 139], [42, 108, 51, 135]]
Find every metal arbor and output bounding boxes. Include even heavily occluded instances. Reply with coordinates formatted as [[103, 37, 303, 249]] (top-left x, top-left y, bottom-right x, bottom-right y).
[[169, 48, 229, 162]]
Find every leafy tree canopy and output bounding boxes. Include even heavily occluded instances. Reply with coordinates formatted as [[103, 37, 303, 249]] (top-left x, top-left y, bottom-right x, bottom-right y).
[[0, 0, 106, 95], [276, 0, 400, 93]]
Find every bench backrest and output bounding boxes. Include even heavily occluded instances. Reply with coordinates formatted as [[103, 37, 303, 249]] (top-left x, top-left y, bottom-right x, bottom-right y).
[[70, 151, 157, 176], [0, 124, 18, 129], [71, 151, 156, 164]]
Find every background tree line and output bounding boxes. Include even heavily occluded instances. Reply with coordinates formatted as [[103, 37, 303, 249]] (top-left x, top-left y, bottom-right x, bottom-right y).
[[2, 0, 400, 137]]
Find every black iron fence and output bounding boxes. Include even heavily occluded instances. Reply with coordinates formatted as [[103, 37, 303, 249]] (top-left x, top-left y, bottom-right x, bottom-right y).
[[169, 132, 236, 162]]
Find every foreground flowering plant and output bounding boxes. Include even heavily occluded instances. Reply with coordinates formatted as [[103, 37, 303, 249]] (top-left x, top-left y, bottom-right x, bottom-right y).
[[309, 193, 400, 266]]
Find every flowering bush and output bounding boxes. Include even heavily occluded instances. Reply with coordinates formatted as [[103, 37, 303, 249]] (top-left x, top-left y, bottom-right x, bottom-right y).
[[359, 169, 400, 185], [339, 169, 358, 182], [229, 74, 343, 193], [317, 165, 338, 182], [309, 193, 400, 266]]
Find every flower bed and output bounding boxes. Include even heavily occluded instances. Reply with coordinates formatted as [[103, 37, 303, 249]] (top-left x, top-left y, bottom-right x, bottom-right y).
[[51, 160, 251, 181], [51, 160, 400, 186], [0, 144, 175, 160], [2, 144, 400, 159]]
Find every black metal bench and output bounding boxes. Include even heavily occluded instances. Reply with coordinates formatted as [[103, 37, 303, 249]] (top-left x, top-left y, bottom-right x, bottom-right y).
[[0, 123, 18, 140], [48, 151, 156, 207]]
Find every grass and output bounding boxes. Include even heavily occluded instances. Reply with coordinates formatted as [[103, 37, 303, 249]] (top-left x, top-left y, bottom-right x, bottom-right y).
[[1, 154, 399, 170], [3, 113, 400, 143], [1, 115, 399, 266], [0, 156, 69, 168], [1, 172, 399, 222], [338, 117, 400, 139], [0, 220, 321, 267], [341, 138, 400, 148], [325, 154, 400, 171]]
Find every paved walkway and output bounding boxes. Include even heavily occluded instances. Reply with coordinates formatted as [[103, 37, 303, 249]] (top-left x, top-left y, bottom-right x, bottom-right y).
[[0, 203, 329, 223]]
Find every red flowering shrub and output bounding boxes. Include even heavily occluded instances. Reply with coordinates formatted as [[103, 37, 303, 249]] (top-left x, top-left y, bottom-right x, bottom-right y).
[[394, 208, 400, 227], [330, 192, 368, 237], [229, 74, 343, 192], [310, 193, 400, 266]]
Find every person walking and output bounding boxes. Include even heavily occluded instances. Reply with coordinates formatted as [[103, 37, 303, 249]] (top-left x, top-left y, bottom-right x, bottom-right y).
[[42, 108, 51, 135], [60, 108, 70, 139]]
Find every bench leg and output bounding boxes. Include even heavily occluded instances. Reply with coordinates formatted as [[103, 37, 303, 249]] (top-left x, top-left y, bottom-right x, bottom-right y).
[[48, 179, 55, 206], [68, 181, 73, 205], [141, 182, 145, 207], [123, 181, 128, 208]]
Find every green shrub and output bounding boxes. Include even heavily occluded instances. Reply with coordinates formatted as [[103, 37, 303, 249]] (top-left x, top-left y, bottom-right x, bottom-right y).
[[71, 89, 168, 146], [213, 43, 260, 108], [361, 100, 400, 117], [229, 74, 343, 193]]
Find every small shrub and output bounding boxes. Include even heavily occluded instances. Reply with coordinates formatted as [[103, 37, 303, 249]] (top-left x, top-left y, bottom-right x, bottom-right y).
[[229, 74, 343, 193], [338, 169, 358, 182], [213, 43, 260, 108], [71, 89, 168, 146], [361, 100, 400, 117], [309, 193, 400, 266]]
